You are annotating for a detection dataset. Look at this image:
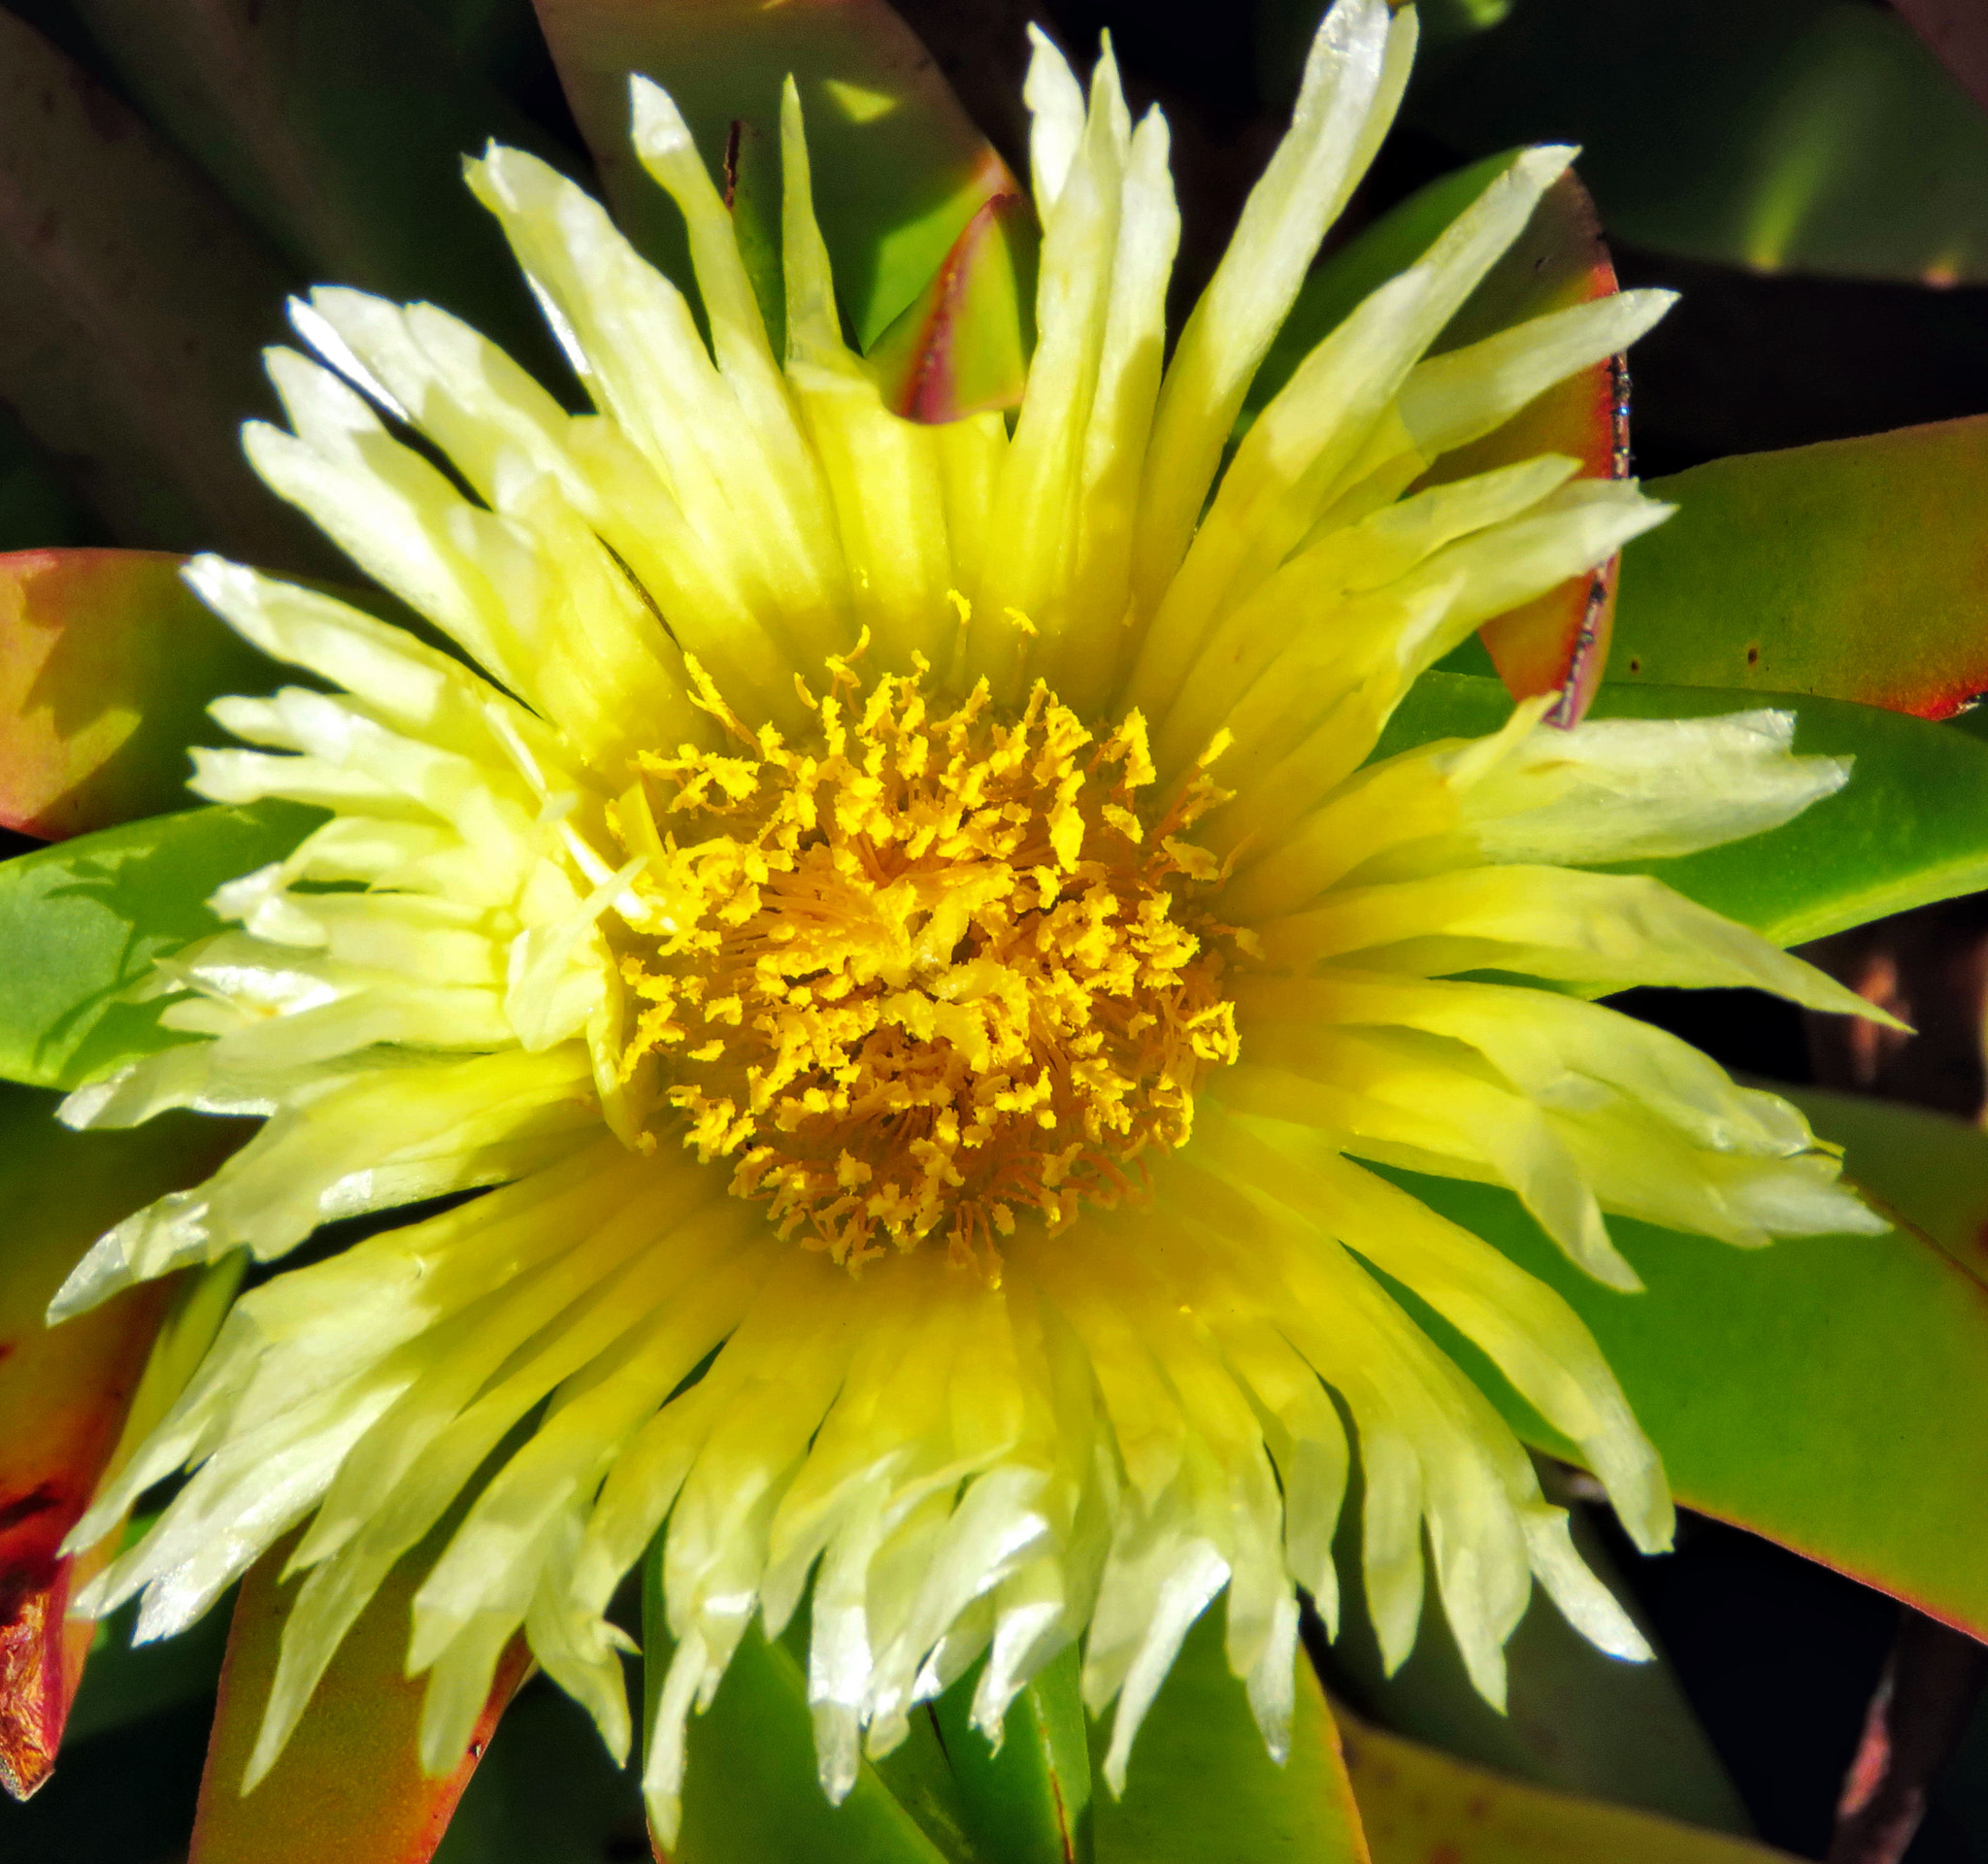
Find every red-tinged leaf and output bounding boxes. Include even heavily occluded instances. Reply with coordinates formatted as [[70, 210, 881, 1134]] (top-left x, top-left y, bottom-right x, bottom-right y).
[[1388, 1162, 1988, 1649], [0, 12, 329, 570], [1425, 167, 1626, 725], [1336, 1697, 1799, 1864], [1611, 418, 1988, 718], [867, 188, 1029, 422], [0, 1086, 248, 1798], [533, 0, 1023, 350], [0, 550, 276, 841], [190, 1533, 533, 1864]]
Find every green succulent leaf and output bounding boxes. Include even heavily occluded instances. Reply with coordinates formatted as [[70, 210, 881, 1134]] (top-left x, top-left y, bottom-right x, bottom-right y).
[[0, 11, 325, 568], [1093, 1607, 1369, 1864], [1778, 1086, 1988, 1288], [1610, 419, 1988, 718], [1386, 1161, 1988, 1647], [924, 1646, 1093, 1864], [189, 1530, 532, 1864], [867, 192, 1032, 423], [1377, 674, 1988, 948], [1337, 1697, 1800, 1863], [1410, 0, 1988, 285], [532, 0, 1023, 352], [0, 551, 282, 841], [0, 800, 324, 1093], [68, 0, 576, 385], [640, 1560, 947, 1864], [640, 1546, 1089, 1864]]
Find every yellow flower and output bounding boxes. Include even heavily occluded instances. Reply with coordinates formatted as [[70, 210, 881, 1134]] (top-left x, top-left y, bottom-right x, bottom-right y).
[[47, 0, 1881, 1840]]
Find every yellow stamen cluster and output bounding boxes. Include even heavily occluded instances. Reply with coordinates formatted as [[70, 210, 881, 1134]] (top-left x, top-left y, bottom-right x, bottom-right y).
[[610, 649, 1242, 1272]]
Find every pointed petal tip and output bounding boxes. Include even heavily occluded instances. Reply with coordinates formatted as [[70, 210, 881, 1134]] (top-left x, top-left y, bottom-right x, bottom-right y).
[[628, 73, 692, 158]]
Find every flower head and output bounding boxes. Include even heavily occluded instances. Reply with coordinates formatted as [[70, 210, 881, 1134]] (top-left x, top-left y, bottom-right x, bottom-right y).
[[46, 0, 1883, 1838]]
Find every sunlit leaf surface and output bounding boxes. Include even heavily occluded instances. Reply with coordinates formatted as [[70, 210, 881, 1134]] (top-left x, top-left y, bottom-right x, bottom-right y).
[[641, 1548, 948, 1864], [1610, 419, 1988, 718], [1393, 1166, 1988, 1645], [0, 551, 278, 840], [533, 0, 1019, 351], [0, 801, 322, 1092]]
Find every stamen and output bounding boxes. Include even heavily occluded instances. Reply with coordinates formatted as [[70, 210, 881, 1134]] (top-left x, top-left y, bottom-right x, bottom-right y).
[[612, 659, 1242, 1274]]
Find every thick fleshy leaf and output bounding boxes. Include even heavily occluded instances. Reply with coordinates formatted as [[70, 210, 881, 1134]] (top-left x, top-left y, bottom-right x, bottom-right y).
[[68, 0, 573, 383], [1248, 152, 1626, 720], [0, 551, 276, 841], [925, 1647, 1093, 1864], [1385, 1164, 1988, 1647], [1337, 1699, 1799, 1863], [0, 11, 325, 568], [0, 1087, 247, 1798], [1410, 0, 1988, 286], [640, 1555, 948, 1864], [533, 0, 1022, 350], [189, 1531, 532, 1864], [0, 800, 323, 1092], [1777, 1087, 1988, 1288], [1610, 420, 1988, 719], [867, 190, 1030, 422], [1376, 673, 1988, 947], [1322, 1472, 1750, 1835], [1093, 1609, 1369, 1864]]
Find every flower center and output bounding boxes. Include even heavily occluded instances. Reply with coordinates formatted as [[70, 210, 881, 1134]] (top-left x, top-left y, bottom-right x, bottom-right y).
[[610, 649, 1242, 1273]]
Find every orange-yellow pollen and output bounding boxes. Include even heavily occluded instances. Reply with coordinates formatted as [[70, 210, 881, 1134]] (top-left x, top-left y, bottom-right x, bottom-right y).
[[611, 654, 1241, 1274]]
